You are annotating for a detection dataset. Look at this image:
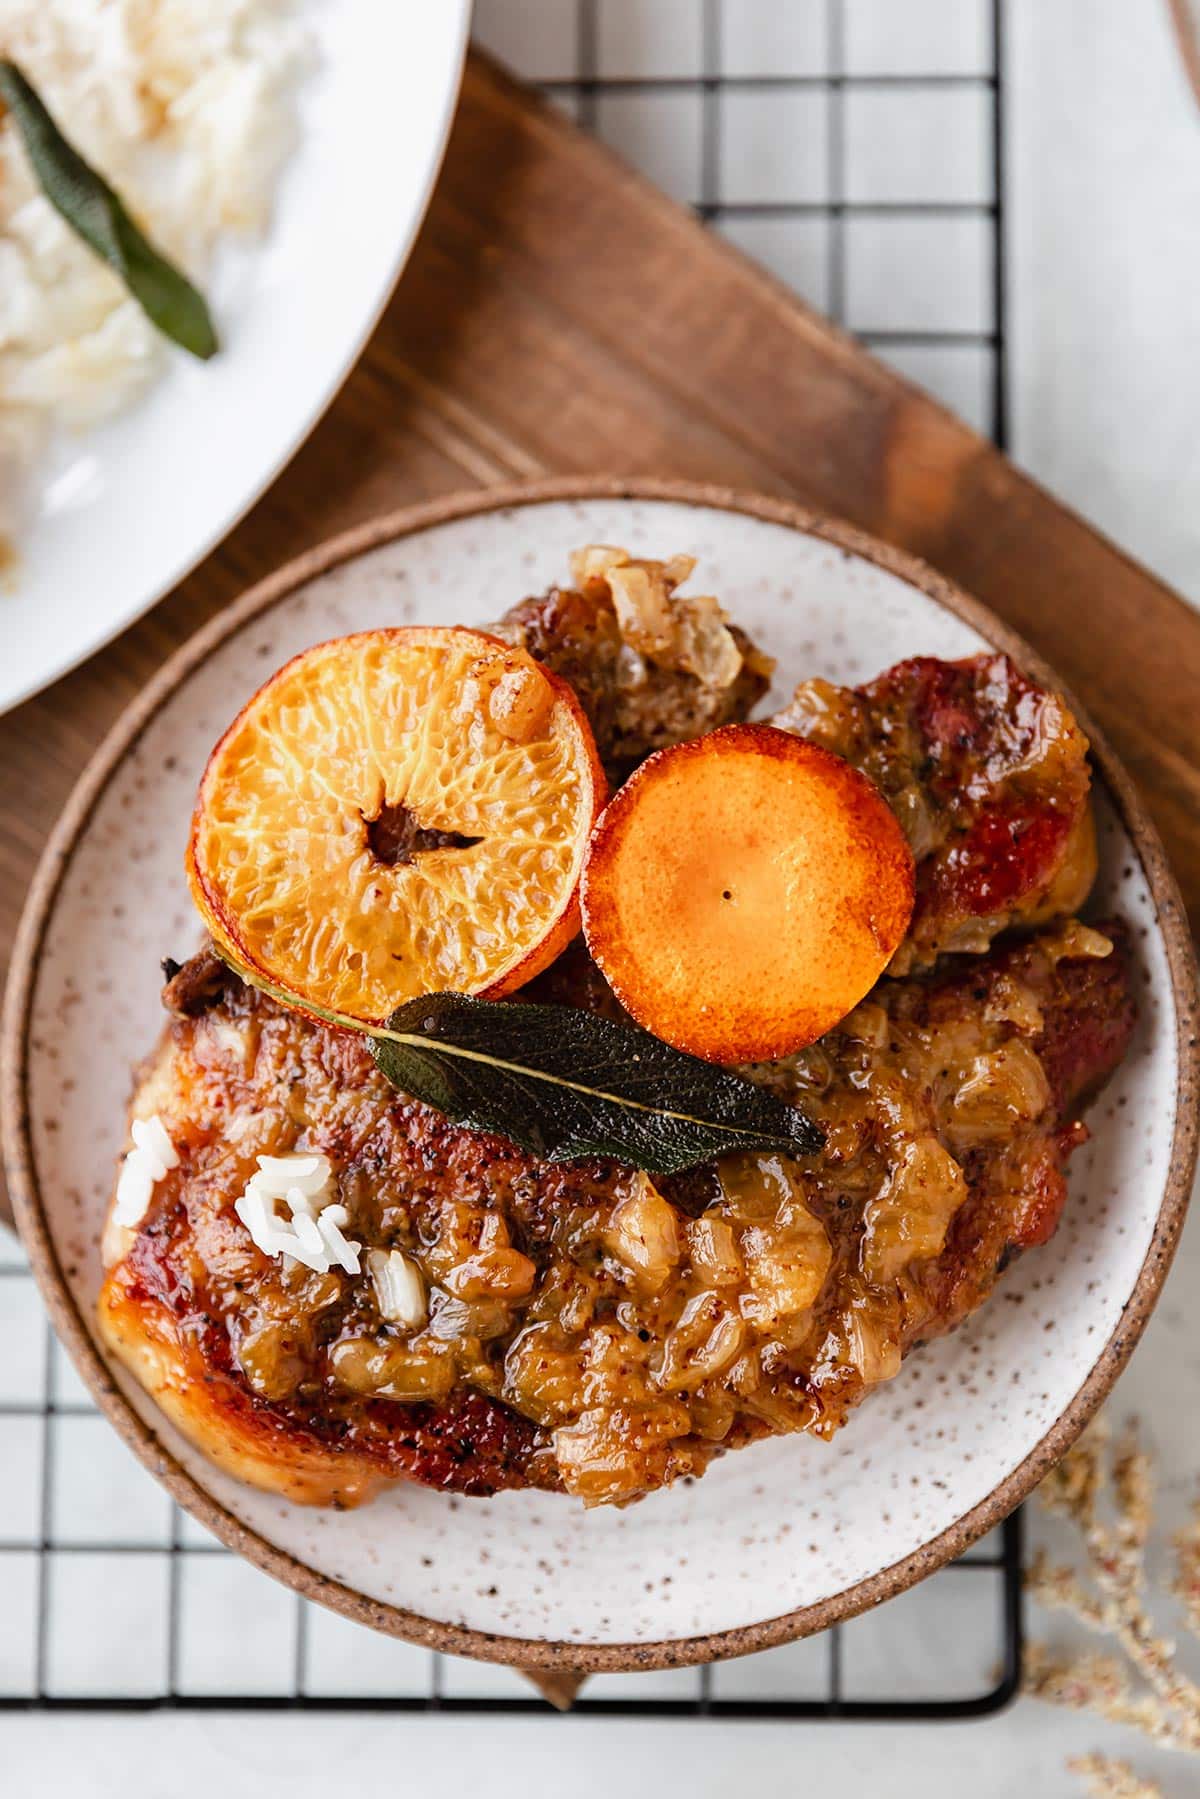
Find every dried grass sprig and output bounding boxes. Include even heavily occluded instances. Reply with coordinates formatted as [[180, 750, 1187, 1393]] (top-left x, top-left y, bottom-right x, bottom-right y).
[[1025, 1414, 1200, 1784], [1024, 1644, 1175, 1741], [1172, 1506, 1200, 1639], [1067, 1755, 1164, 1798]]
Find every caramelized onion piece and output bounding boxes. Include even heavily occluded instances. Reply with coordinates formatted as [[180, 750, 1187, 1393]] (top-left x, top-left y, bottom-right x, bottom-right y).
[[719, 1153, 832, 1328], [685, 1215, 743, 1287], [503, 1321, 585, 1426], [655, 1292, 745, 1391], [604, 1174, 681, 1293], [947, 1042, 1052, 1150], [860, 1139, 967, 1285], [329, 1338, 455, 1404]]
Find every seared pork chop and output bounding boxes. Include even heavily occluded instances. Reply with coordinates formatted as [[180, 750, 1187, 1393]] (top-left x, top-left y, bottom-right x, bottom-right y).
[[501, 567, 1095, 973], [99, 920, 1133, 1508], [774, 654, 1097, 970], [101, 563, 1128, 1509], [495, 547, 775, 778]]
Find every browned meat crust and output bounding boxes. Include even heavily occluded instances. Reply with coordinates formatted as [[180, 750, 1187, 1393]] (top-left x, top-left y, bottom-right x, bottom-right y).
[[161, 946, 237, 1018], [99, 919, 1133, 1507], [496, 571, 773, 777], [853, 921, 1134, 1343], [774, 654, 1097, 969], [98, 1251, 544, 1506]]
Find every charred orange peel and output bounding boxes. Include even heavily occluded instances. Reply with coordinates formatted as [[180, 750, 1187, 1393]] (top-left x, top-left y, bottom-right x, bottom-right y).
[[580, 723, 915, 1063]]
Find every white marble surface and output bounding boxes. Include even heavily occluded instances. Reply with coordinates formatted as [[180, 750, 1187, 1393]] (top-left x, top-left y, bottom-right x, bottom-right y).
[[7, 0, 1200, 1791]]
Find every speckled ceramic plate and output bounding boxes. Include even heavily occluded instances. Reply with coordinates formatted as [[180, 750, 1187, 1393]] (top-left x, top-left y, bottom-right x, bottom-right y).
[[4, 479, 1197, 1676]]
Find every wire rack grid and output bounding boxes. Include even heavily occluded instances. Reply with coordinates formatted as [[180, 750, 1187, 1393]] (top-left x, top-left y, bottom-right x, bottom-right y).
[[1, 0, 1020, 1721]]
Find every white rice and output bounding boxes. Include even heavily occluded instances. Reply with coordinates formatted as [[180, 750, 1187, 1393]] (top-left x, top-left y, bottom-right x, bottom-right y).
[[113, 1110, 180, 1226], [0, 0, 313, 540], [234, 1151, 364, 1275]]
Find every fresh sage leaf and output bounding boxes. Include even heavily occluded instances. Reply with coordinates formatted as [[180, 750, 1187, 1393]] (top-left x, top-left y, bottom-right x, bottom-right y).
[[0, 60, 218, 359], [369, 991, 823, 1173], [219, 953, 822, 1174]]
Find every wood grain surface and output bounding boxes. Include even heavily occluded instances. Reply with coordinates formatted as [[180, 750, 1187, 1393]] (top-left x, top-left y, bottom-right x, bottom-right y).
[[2, 51, 1198, 1709]]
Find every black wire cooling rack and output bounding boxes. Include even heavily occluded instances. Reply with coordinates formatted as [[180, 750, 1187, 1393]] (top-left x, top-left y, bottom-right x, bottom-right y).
[[0, 0, 1021, 1721]]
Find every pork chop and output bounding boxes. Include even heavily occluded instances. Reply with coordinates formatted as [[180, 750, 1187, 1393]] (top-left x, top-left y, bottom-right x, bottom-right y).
[[99, 919, 1133, 1508], [774, 654, 1097, 969], [100, 566, 1128, 1508], [495, 545, 775, 778]]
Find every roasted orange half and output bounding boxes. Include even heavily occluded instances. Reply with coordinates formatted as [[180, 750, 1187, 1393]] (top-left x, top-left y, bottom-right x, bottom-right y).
[[188, 627, 606, 1023], [581, 723, 914, 1063]]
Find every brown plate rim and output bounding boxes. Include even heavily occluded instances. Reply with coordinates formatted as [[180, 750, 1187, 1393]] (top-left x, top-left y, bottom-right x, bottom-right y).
[[4, 473, 1197, 1676]]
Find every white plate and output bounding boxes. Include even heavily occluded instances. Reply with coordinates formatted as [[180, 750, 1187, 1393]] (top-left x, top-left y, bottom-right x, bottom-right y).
[[0, 0, 471, 716], [6, 486, 1195, 1667]]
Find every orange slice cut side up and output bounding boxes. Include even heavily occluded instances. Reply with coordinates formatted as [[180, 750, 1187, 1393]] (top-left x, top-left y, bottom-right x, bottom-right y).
[[580, 723, 915, 1064], [188, 627, 607, 1023]]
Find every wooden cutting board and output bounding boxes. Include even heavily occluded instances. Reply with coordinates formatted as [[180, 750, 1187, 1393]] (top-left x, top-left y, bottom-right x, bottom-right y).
[[2, 49, 1198, 1709]]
